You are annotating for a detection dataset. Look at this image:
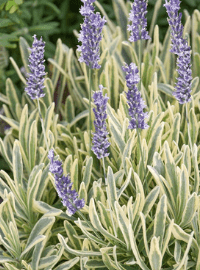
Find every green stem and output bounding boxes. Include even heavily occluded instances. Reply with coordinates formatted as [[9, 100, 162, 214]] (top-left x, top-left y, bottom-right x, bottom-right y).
[[88, 68, 92, 156], [138, 38, 148, 194], [185, 103, 192, 152], [138, 39, 142, 92], [102, 157, 107, 185], [136, 128, 148, 194], [37, 98, 49, 152]]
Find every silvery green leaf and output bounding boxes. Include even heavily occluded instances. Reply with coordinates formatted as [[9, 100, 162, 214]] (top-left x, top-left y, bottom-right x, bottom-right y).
[[180, 192, 198, 228], [19, 36, 30, 74], [9, 57, 26, 85], [54, 257, 79, 270], [20, 235, 46, 258], [106, 166, 118, 210], [82, 156, 93, 191], [101, 247, 118, 270], [149, 236, 162, 270], [128, 224, 150, 270], [115, 201, 131, 251], [89, 198, 126, 248], [153, 195, 167, 250], [58, 234, 102, 256]]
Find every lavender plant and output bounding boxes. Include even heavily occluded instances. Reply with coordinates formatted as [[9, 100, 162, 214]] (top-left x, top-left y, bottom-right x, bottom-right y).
[[25, 34, 49, 152], [126, 0, 150, 192], [164, 0, 192, 104], [78, 0, 106, 155], [164, 0, 193, 151]]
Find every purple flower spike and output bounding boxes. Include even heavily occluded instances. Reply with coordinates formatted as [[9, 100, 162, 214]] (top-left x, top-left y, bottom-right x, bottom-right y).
[[25, 35, 46, 100], [48, 149, 85, 215], [77, 0, 106, 69], [164, 0, 192, 104], [122, 62, 149, 129], [128, 0, 150, 42], [92, 85, 110, 159]]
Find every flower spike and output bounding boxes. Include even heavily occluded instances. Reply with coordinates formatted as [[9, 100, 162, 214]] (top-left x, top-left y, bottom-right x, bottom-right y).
[[25, 35, 46, 100], [77, 0, 106, 69], [92, 85, 110, 159], [122, 62, 149, 129], [164, 0, 192, 104], [128, 0, 150, 42], [48, 149, 85, 215]]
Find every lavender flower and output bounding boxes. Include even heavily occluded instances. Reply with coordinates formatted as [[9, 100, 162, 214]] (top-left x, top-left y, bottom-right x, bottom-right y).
[[25, 35, 46, 100], [77, 0, 106, 69], [128, 0, 150, 42], [122, 62, 149, 129], [92, 85, 110, 159], [48, 149, 85, 215], [164, 0, 192, 104]]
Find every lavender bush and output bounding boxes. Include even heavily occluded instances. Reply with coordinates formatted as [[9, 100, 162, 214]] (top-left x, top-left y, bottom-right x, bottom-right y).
[[0, 0, 199, 269]]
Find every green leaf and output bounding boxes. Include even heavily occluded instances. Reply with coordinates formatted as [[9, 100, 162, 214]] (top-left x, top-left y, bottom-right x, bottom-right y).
[[143, 186, 160, 215], [112, 0, 128, 40], [157, 83, 174, 97], [76, 218, 106, 246], [33, 200, 62, 216], [0, 256, 16, 263], [115, 201, 131, 251], [139, 213, 149, 257], [82, 156, 93, 190], [189, 107, 198, 146], [26, 216, 55, 248], [0, 115, 19, 130], [0, 138, 12, 169], [122, 132, 135, 171], [128, 224, 150, 270], [20, 235, 46, 258], [40, 102, 55, 147], [9, 57, 26, 85], [13, 140, 23, 188], [101, 247, 118, 270], [89, 198, 126, 248], [149, 237, 162, 270], [64, 220, 82, 250], [65, 95, 75, 123], [177, 164, 189, 222], [171, 113, 181, 145], [117, 168, 131, 200], [68, 110, 88, 127], [27, 169, 44, 218], [172, 224, 198, 252], [107, 166, 118, 210], [153, 195, 167, 250], [110, 123, 125, 154], [71, 158, 79, 192], [4, 263, 19, 270], [29, 120, 37, 170], [29, 22, 60, 33], [180, 192, 198, 228], [54, 257, 80, 270], [173, 232, 194, 270], [164, 140, 179, 202], [19, 36, 30, 74], [58, 234, 101, 256]]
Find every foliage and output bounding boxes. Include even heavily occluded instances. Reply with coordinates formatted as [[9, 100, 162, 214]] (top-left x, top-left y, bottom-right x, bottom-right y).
[[0, 0, 200, 269]]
